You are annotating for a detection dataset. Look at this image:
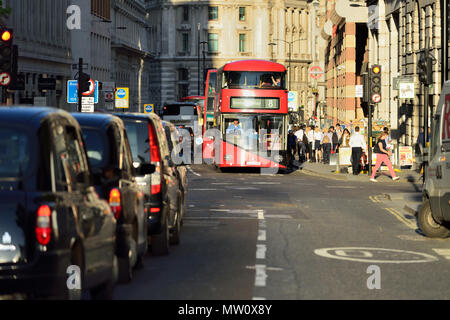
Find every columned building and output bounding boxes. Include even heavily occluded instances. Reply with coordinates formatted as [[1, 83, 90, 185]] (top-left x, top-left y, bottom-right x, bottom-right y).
[[5, 0, 73, 109], [4, 0, 151, 112], [146, 0, 314, 115]]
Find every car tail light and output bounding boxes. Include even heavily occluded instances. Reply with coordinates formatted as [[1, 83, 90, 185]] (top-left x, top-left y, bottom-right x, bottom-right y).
[[36, 205, 52, 245], [148, 123, 162, 195], [150, 208, 160, 213], [151, 183, 161, 195], [148, 123, 161, 163], [109, 188, 122, 219]]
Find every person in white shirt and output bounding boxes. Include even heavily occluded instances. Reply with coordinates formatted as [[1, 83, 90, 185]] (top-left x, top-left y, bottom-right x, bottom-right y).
[[349, 126, 367, 175], [306, 126, 315, 162], [294, 125, 305, 161], [313, 127, 323, 163]]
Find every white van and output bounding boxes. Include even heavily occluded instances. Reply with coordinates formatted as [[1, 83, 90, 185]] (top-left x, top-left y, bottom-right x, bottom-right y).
[[417, 80, 450, 237]]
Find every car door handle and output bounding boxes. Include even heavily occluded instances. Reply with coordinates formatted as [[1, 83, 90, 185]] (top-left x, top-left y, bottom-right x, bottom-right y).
[[437, 165, 443, 179]]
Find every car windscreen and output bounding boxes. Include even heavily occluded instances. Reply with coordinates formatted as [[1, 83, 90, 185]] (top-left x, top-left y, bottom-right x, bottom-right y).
[[123, 120, 151, 163], [0, 126, 32, 178], [162, 105, 198, 116], [81, 128, 109, 169]]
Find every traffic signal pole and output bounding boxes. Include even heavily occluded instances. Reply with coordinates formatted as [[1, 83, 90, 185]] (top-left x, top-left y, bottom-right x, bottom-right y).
[[368, 104, 372, 177], [77, 58, 83, 112]]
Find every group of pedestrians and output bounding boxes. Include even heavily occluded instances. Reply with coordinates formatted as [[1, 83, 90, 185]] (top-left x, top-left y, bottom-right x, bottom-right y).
[[287, 124, 341, 167], [286, 123, 400, 181]]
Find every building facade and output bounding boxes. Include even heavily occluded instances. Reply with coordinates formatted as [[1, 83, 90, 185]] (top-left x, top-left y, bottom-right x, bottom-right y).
[[322, 0, 445, 159], [146, 0, 317, 115], [4, 0, 151, 112]]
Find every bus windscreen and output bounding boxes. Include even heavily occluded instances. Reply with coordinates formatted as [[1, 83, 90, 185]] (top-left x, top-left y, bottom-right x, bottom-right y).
[[222, 71, 285, 89]]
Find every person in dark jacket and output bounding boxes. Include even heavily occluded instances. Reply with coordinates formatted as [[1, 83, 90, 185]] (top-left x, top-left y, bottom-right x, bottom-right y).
[[287, 130, 297, 168]]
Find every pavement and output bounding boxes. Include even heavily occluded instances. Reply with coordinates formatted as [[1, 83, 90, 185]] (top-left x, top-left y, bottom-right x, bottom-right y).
[[291, 159, 424, 218]]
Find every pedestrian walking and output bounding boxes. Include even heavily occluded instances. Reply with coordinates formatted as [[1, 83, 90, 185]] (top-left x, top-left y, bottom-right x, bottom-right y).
[[294, 125, 305, 161], [287, 130, 297, 168], [307, 126, 315, 162], [370, 131, 399, 182], [330, 126, 339, 153], [322, 128, 332, 164], [313, 126, 323, 163], [349, 126, 366, 175]]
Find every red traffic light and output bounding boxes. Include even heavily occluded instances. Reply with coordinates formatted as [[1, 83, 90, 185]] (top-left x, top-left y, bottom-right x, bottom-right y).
[[1, 30, 11, 42]]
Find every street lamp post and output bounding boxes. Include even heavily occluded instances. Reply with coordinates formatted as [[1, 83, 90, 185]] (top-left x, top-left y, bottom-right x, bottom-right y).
[[197, 23, 201, 95], [200, 41, 208, 95]]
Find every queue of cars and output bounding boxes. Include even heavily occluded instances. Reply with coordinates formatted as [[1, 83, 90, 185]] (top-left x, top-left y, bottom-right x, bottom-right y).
[[0, 106, 188, 299]]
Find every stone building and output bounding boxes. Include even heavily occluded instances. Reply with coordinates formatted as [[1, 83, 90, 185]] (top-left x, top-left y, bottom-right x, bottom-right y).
[[4, 0, 151, 112], [146, 0, 318, 115], [322, 0, 445, 158], [5, 0, 73, 109]]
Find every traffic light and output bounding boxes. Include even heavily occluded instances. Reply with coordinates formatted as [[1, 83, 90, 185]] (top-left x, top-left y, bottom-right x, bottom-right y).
[[78, 71, 90, 93], [0, 28, 13, 75], [417, 52, 433, 85], [369, 64, 382, 104]]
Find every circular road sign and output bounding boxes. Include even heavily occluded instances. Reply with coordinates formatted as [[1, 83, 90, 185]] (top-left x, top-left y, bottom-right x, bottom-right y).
[[81, 79, 95, 96], [116, 88, 127, 99], [309, 66, 324, 80], [144, 104, 153, 113], [371, 93, 381, 103], [0, 72, 11, 86]]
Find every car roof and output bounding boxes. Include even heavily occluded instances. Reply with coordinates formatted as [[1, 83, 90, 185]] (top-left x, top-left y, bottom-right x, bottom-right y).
[[72, 112, 123, 129], [114, 112, 162, 122], [0, 106, 79, 129]]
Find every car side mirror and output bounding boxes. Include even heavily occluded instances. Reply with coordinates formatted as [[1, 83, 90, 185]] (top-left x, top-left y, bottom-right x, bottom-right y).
[[138, 163, 155, 175]]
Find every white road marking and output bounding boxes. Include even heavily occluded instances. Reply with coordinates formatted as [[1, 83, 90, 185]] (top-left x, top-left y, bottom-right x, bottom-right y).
[[432, 249, 450, 260], [186, 165, 201, 176], [191, 188, 219, 191], [258, 230, 266, 241], [254, 264, 268, 287], [212, 182, 233, 185], [315, 247, 438, 264], [252, 297, 267, 300], [256, 244, 267, 259], [257, 210, 265, 220], [326, 186, 357, 189], [263, 214, 292, 219]]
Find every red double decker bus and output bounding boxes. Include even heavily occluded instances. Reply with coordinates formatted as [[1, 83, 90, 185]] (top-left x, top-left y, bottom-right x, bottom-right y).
[[207, 60, 288, 169]]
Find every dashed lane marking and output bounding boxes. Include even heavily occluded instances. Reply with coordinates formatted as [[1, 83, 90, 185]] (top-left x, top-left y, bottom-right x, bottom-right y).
[[258, 230, 266, 241]]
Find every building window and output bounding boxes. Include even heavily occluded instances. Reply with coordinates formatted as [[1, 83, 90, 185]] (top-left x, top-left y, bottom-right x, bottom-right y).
[[239, 34, 246, 52], [208, 6, 218, 20], [91, 0, 110, 21], [183, 6, 189, 21], [182, 33, 189, 52], [208, 33, 218, 52], [239, 7, 246, 21], [178, 68, 189, 81], [177, 84, 189, 100]]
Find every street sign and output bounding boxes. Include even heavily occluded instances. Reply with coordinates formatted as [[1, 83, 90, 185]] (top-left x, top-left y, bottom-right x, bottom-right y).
[[371, 93, 381, 103], [0, 72, 11, 86], [144, 104, 154, 113], [115, 87, 129, 108], [67, 80, 99, 104], [81, 96, 94, 112], [309, 66, 324, 79], [398, 82, 415, 99], [355, 85, 363, 98], [393, 76, 414, 90], [287, 91, 298, 112], [80, 79, 95, 96]]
